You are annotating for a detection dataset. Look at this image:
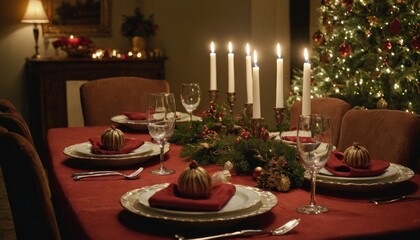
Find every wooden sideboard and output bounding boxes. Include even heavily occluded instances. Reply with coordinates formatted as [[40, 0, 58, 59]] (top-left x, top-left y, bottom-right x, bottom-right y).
[[25, 57, 166, 150]]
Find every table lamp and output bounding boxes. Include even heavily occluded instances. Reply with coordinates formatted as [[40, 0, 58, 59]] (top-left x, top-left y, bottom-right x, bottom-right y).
[[21, 0, 49, 58]]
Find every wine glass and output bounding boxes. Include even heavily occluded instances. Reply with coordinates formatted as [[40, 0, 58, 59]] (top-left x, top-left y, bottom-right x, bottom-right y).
[[296, 114, 333, 214], [180, 83, 201, 121], [146, 93, 176, 175]]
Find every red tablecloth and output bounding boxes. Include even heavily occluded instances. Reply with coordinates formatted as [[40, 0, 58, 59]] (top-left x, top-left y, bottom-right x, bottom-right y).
[[46, 126, 420, 240]]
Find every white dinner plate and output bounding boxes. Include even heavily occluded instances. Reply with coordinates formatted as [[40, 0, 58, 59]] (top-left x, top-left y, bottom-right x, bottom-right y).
[[63, 142, 170, 166], [317, 165, 399, 182], [305, 163, 414, 192], [74, 142, 152, 158], [120, 184, 277, 227], [138, 184, 261, 217], [279, 130, 311, 145], [111, 112, 201, 130]]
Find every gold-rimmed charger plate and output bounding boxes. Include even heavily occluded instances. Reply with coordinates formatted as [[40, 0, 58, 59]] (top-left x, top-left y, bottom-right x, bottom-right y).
[[306, 163, 414, 192], [120, 183, 277, 227], [63, 142, 169, 166]]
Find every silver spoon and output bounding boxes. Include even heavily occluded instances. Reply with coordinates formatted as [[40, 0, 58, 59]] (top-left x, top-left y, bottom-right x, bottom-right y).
[[72, 167, 144, 180], [174, 218, 300, 240]]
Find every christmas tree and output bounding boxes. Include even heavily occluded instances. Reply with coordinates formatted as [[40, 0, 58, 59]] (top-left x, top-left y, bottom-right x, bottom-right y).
[[289, 0, 420, 113]]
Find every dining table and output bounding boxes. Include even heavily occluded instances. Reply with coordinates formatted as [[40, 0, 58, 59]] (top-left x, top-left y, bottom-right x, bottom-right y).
[[46, 126, 420, 240]]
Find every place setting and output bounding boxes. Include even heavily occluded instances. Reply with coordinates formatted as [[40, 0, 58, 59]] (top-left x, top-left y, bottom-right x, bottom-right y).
[[120, 160, 278, 228]]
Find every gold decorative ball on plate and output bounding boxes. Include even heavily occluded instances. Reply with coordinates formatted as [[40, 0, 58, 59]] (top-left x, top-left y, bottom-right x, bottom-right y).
[[344, 142, 371, 169], [101, 126, 125, 151], [178, 161, 212, 199]]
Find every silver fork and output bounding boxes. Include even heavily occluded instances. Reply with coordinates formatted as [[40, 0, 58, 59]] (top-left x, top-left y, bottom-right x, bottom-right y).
[[72, 167, 144, 180], [370, 194, 420, 204]]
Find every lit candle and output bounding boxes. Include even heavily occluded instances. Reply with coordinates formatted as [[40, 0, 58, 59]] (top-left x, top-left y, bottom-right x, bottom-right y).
[[302, 48, 311, 116], [276, 43, 284, 108], [68, 35, 80, 46], [228, 42, 235, 93], [210, 42, 217, 90], [245, 43, 253, 103], [252, 50, 261, 118]]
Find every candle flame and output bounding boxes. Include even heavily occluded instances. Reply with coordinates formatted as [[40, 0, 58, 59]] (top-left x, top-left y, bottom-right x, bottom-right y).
[[210, 42, 215, 53], [277, 43, 281, 59], [253, 50, 258, 66], [304, 48, 309, 62], [246, 43, 250, 56], [70, 35, 74, 39], [228, 41, 233, 53]]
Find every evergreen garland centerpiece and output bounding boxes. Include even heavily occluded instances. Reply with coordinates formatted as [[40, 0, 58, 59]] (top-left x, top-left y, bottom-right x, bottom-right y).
[[171, 102, 305, 192], [289, 0, 419, 113]]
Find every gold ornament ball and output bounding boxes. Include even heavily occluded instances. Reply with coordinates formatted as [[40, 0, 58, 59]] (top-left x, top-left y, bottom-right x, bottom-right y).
[[376, 98, 388, 109], [252, 167, 263, 180]]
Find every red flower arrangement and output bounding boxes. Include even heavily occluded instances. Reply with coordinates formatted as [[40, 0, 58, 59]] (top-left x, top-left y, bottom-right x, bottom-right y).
[[52, 36, 95, 58]]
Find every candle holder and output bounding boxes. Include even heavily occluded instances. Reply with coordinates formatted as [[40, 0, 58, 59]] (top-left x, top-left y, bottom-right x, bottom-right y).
[[208, 89, 219, 104], [244, 103, 253, 119], [226, 92, 236, 114], [251, 118, 264, 139], [274, 107, 286, 125]]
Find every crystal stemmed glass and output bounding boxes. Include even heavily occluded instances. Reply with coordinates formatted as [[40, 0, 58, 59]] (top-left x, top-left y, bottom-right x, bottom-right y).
[[180, 83, 201, 121], [146, 93, 176, 175], [297, 114, 333, 214]]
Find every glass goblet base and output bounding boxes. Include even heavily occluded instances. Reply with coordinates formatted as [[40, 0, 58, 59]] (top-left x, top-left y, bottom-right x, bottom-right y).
[[297, 204, 328, 214], [150, 167, 175, 176]]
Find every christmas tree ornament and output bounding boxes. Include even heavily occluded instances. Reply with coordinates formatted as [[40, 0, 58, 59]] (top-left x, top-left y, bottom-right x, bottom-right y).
[[390, 18, 401, 35], [101, 126, 125, 151], [313, 31, 325, 45], [178, 161, 212, 199], [321, 52, 330, 63], [366, 16, 378, 26], [411, 35, 420, 51], [339, 43, 352, 58], [376, 98, 388, 109], [342, 0, 353, 9], [384, 40, 392, 51]]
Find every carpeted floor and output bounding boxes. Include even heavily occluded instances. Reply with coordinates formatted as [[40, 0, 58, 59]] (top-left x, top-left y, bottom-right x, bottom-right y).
[[0, 166, 16, 240]]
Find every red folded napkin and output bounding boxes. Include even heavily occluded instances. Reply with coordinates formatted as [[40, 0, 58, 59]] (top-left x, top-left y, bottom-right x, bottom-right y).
[[281, 136, 315, 143], [88, 137, 144, 154], [123, 111, 146, 120], [324, 151, 390, 177], [148, 183, 236, 211]]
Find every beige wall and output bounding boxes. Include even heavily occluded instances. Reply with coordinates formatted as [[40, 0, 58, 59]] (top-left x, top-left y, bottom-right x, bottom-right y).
[[0, 0, 302, 127]]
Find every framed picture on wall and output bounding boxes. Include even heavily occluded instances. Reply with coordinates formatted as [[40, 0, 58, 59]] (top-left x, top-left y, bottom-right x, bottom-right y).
[[42, 0, 112, 37]]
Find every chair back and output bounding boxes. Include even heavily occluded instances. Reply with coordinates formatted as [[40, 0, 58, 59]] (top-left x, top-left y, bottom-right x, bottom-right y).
[[290, 97, 352, 146], [0, 127, 61, 239], [80, 76, 170, 126], [337, 109, 420, 172], [0, 112, 34, 145], [0, 98, 18, 113]]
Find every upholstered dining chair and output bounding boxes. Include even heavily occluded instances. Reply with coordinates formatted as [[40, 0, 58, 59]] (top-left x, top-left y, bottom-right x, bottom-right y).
[[0, 105, 34, 145], [80, 76, 170, 126], [0, 98, 18, 113], [289, 97, 352, 147], [0, 126, 61, 240], [337, 109, 420, 172]]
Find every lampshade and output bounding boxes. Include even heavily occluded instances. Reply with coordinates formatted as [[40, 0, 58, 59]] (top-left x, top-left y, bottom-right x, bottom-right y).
[[21, 0, 49, 23]]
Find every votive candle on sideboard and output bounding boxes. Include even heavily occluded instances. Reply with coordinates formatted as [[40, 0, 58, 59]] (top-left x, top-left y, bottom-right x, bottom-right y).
[[302, 48, 311, 116]]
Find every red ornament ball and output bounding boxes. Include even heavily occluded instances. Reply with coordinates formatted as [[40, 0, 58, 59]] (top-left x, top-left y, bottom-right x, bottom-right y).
[[384, 40, 392, 51], [342, 0, 353, 8], [411, 35, 420, 51], [321, 0, 330, 5], [313, 31, 325, 45], [339, 43, 352, 58], [390, 18, 401, 35]]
